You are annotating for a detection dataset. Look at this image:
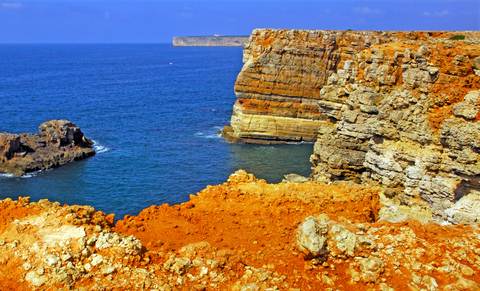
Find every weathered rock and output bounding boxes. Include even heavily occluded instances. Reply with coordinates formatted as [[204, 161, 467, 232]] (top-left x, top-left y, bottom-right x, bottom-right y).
[[282, 173, 309, 183], [224, 29, 480, 222], [0, 175, 479, 289], [25, 271, 46, 287], [445, 191, 480, 224], [0, 120, 95, 176], [357, 256, 384, 283], [296, 215, 329, 259]]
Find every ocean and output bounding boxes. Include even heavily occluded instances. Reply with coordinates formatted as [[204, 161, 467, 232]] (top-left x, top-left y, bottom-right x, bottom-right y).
[[0, 44, 312, 218]]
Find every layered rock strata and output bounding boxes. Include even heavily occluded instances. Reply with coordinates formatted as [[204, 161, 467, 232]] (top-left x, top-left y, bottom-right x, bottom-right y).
[[0, 120, 95, 176], [224, 29, 480, 222]]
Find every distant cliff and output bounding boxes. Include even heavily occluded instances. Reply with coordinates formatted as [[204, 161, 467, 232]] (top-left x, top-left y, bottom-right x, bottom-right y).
[[172, 36, 249, 47], [223, 29, 480, 223]]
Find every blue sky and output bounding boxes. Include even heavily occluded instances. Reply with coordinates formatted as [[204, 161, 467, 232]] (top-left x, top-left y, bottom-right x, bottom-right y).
[[0, 0, 479, 43]]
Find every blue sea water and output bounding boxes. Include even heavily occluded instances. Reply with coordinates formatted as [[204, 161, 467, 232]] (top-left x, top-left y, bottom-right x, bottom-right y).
[[0, 44, 313, 218]]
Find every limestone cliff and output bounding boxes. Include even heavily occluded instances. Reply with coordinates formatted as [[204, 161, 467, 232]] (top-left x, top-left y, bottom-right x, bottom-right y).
[[172, 36, 249, 47], [224, 29, 480, 222]]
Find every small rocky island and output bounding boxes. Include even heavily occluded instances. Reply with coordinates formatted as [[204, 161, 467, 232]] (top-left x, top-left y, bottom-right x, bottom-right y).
[[0, 120, 95, 176]]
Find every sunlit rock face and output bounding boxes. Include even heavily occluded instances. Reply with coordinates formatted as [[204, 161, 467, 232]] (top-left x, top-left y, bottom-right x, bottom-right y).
[[225, 29, 480, 222]]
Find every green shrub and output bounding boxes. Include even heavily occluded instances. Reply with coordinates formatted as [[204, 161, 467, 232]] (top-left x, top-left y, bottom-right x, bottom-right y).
[[450, 34, 466, 40]]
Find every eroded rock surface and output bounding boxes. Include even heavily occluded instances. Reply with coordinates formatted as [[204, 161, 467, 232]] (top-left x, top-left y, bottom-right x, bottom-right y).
[[0, 171, 478, 290], [0, 120, 95, 176], [224, 29, 480, 222]]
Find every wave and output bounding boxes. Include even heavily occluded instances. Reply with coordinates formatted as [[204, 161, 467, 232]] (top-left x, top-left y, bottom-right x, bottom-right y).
[[0, 173, 15, 178], [194, 126, 223, 139], [0, 170, 41, 179], [92, 140, 110, 154]]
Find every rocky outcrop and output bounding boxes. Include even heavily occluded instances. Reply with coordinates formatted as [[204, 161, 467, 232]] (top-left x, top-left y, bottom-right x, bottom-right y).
[[0, 120, 95, 176], [308, 33, 480, 222], [296, 213, 479, 288], [224, 29, 480, 222]]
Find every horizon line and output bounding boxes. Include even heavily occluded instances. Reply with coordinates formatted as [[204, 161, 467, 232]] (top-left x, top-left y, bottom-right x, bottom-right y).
[[0, 42, 174, 45]]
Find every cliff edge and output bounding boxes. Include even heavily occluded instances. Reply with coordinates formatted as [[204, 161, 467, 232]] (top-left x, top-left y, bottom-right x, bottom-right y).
[[1, 171, 478, 289], [223, 29, 480, 222]]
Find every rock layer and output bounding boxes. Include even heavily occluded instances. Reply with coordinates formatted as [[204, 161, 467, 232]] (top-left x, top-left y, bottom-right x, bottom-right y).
[[0, 120, 95, 176], [225, 29, 480, 222]]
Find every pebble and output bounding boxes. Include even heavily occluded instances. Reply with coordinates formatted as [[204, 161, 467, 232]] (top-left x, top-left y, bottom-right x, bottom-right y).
[[460, 264, 474, 276], [61, 253, 72, 262], [22, 262, 32, 271], [102, 265, 116, 275]]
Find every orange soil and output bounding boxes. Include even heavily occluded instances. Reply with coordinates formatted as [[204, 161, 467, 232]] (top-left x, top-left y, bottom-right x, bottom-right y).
[[0, 197, 40, 233], [0, 198, 41, 291], [115, 172, 380, 289], [428, 43, 480, 129]]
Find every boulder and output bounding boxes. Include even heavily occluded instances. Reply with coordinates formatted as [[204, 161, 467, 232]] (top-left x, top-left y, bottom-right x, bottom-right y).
[[296, 215, 329, 259]]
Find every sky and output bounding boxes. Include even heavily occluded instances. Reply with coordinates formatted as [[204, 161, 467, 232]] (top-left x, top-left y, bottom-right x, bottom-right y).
[[0, 0, 478, 43]]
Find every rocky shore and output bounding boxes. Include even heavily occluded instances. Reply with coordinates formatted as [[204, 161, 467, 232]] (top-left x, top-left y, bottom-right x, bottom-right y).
[[0, 171, 478, 290], [0, 120, 95, 176]]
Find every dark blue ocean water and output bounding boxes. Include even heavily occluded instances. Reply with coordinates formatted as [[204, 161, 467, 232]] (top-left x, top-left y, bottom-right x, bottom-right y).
[[0, 44, 312, 218]]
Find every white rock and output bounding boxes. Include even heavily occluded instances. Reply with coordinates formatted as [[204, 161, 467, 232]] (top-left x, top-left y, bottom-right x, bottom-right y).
[[296, 215, 329, 258], [25, 271, 46, 287], [45, 254, 60, 267], [90, 254, 104, 266]]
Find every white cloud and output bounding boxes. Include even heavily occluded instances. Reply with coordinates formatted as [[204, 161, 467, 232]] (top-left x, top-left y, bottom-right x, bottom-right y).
[[354, 6, 382, 15], [423, 10, 449, 17], [0, 2, 23, 9]]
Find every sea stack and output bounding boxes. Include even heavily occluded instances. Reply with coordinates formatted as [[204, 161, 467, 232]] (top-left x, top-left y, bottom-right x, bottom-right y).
[[0, 120, 95, 176]]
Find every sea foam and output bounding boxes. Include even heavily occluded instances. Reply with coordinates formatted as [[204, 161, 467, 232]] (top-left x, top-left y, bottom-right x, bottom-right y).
[[92, 140, 110, 154], [194, 126, 223, 139]]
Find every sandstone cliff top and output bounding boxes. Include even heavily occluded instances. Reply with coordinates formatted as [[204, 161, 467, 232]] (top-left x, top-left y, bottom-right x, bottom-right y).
[[1, 171, 478, 289]]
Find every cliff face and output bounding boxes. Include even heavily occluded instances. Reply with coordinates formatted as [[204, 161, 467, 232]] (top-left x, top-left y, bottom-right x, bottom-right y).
[[225, 29, 480, 222], [224, 30, 397, 142], [172, 36, 249, 47], [0, 120, 95, 176]]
